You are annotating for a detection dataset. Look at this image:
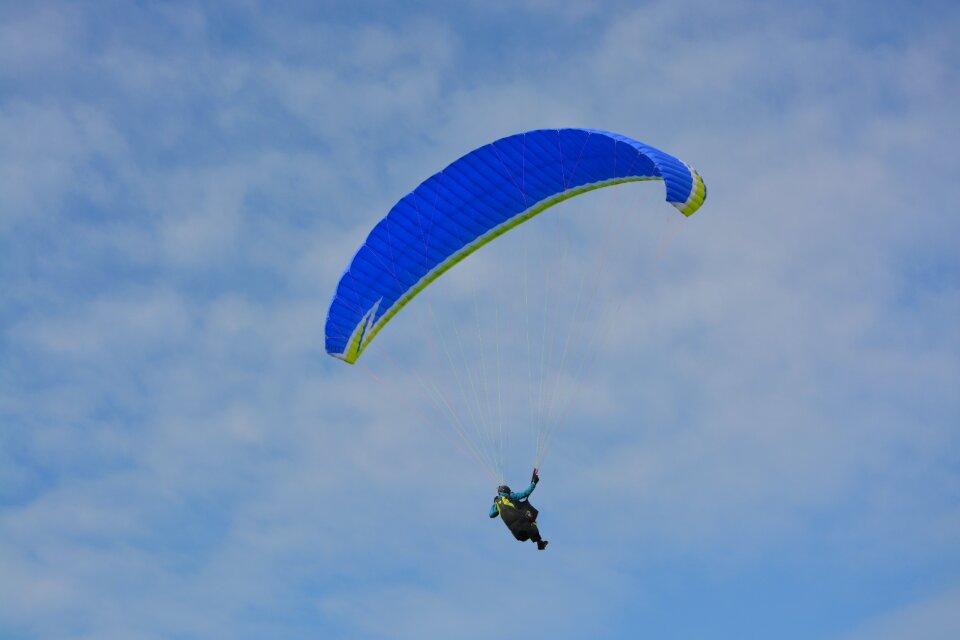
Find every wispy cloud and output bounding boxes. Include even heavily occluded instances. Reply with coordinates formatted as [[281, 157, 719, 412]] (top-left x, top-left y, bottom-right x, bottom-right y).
[[1, 1, 957, 639]]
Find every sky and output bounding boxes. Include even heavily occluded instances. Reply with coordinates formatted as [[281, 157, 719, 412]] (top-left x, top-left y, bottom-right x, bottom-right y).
[[1, 0, 959, 638]]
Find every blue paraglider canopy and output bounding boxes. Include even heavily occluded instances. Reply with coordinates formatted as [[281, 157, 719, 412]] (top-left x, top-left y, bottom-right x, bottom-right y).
[[324, 128, 706, 364]]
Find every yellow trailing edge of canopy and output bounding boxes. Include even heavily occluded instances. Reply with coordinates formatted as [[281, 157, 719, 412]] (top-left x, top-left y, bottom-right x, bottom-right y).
[[677, 167, 707, 217]]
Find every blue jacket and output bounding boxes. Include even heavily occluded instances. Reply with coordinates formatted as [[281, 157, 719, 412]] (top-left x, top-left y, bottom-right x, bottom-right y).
[[489, 481, 537, 518]]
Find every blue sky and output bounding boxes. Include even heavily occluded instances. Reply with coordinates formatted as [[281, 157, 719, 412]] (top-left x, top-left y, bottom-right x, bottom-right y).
[[2, 1, 959, 638]]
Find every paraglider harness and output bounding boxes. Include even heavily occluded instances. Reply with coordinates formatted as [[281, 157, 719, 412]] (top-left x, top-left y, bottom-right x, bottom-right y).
[[495, 495, 540, 541]]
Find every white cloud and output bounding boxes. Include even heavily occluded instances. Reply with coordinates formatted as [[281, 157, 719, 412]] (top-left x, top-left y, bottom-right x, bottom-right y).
[[2, 1, 958, 638]]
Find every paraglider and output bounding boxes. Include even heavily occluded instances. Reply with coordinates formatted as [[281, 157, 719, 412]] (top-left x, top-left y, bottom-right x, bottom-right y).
[[324, 128, 706, 543], [490, 468, 547, 549]]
